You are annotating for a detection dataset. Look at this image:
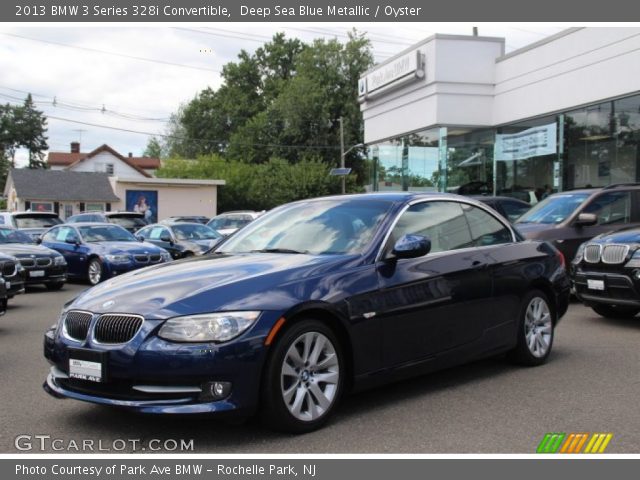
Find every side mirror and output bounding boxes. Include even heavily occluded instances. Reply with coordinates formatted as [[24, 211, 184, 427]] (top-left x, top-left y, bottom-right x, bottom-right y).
[[35, 237, 42, 245], [575, 212, 597, 227], [65, 238, 80, 246], [160, 234, 173, 244], [391, 234, 431, 259], [136, 235, 144, 242]]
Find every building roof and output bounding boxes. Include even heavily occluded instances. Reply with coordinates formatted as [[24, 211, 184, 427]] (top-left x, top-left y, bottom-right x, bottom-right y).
[[47, 144, 159, 175], [8, 169, 120, 202]]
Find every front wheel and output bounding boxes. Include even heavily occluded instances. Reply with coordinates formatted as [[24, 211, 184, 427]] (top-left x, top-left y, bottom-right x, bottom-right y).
[[591, 304, 639, 319], [508, 290, 555, 366], [261, 319, 344, 433], [87, 258, 103, 286]]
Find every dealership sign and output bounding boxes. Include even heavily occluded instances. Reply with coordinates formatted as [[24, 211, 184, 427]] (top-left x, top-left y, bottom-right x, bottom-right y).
[[359, 50, 424, 99], [495, 123, 557, 161]]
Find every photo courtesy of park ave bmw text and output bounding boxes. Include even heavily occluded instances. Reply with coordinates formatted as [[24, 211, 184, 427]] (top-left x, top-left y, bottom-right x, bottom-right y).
[[1, 0, 640, 479]]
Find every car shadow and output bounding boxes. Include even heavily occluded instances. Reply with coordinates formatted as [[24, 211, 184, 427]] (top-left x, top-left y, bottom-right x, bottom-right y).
[[49, 353, 566, 451]]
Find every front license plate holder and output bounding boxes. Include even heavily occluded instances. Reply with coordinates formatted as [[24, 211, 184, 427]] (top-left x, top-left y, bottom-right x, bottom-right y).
[[587, 279, 605, 291], [68, 348, 108, 383], [30, 270, 45, 277]]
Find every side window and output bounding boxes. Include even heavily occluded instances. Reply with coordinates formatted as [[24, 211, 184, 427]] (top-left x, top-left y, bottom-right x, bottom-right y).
[[42, 228, 59, 243], [149, 227, 169, 240], [501, 201, 531, 222], [462, 204, 514, 246], [583, 192, 631, 225], [55, 226, 79, 243], [390, 201, 473, 254], [137, 227, 150, 239]]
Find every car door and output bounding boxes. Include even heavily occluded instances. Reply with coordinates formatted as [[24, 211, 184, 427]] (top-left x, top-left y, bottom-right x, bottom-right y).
[[42, 226, 85, 275], [376, 200, 494, 367]]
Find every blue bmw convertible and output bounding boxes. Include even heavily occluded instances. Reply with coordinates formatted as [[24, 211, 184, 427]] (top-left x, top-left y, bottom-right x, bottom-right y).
[[43, 194, 569, 433], [40, 223, 171, 285]]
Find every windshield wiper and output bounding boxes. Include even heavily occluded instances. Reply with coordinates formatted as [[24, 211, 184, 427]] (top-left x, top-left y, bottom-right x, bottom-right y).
[[251, 248, 309, 254]]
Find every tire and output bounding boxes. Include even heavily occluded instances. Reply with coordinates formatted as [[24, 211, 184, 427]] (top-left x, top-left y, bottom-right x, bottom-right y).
[[261, 319, 344, 433], [46, 282, 65, 291], [591, 304, 640, 319], [508, 290, 555, 366], [87, 258, 103, 286]]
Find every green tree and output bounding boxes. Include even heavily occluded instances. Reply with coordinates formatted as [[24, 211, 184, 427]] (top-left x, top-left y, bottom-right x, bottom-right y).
[[143, 136, 164, 158], [20, 94, 49, 169]]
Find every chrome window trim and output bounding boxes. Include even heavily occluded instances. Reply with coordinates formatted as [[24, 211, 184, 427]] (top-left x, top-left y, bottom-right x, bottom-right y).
[[374, 197, 519, 262]]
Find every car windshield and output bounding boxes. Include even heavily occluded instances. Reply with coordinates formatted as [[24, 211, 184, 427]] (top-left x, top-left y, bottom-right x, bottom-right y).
[[0, 228, 34, 244], [77, 225, 136, 242], [516, 193, 590, 225], [109, 216, 147, 229], [14, 215, 63, 229], [208, 216, 251, 230], [172, 223, 221, 241], [218, 199, 392, 255]]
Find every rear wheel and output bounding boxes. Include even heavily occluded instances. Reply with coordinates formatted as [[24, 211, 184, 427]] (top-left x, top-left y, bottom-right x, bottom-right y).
[[591, 304, 639, 319], [261, 319, 343, 433], [508, 290, 554, 366], [87, 258, 103, 286]]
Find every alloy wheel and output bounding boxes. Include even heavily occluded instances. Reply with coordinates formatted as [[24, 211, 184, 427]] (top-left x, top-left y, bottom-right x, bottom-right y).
[[524, 297, 553, 358], [88, 260, 102, 285], [280, 331, 340, 422]]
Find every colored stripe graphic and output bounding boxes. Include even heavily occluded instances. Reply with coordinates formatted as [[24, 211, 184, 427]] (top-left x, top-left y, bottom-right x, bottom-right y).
[[538, 433, 613, 453]]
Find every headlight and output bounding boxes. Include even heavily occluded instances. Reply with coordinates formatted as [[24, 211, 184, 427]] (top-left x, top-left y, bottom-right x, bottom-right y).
[[105, 254, 131, 264], [158, 311, 261, 343], [53, 255, 67, 266], [573, 243, 586, 264], [160, 251, 171, 262], [625, 250, 640, 268]]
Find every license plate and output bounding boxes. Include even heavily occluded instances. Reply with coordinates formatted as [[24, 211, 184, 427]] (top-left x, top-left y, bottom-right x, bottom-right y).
[[587, 279, 605, 291], [29, 270, 45, 277], [68, 348, 107, 383], [5, 282, 10, 289]]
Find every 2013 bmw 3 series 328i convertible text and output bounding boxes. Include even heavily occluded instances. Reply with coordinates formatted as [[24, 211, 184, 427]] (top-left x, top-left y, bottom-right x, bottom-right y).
[[43, 193, 570, 433]]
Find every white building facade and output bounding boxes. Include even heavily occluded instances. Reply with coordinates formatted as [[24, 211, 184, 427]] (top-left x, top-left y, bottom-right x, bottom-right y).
[[359, 27, 640, 200]]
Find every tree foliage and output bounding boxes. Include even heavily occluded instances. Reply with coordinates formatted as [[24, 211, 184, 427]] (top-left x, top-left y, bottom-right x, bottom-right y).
[[0, 94, 49, 185], [157, 155, 360, 212], [160, 30, 373, 184]]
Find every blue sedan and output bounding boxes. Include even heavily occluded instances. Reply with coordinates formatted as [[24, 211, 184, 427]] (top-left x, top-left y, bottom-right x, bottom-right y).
[[43, 194, 569, 433], [40, 223, 171, 285]]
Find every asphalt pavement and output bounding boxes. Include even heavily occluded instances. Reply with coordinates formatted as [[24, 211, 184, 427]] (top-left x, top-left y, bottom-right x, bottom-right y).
[[1, 282, 639, 453]]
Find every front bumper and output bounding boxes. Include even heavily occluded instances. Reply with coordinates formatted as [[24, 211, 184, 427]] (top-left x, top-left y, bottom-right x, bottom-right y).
[[574, 269, 640, 307], [23, 265, 67, 285], [43, 311, 279, 415]]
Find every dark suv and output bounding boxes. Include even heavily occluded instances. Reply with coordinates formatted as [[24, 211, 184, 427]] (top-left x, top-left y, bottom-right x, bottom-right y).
[[66, 212, 147, 233], [515, 184, 640, 262], [572, 228, 640, 319]]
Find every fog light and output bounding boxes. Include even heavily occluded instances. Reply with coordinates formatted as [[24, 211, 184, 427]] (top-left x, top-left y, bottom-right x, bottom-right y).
[[200, 381, 232, 401]]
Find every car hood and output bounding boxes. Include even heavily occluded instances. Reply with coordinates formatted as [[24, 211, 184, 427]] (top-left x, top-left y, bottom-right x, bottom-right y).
[[591, 228, 640, 244], [69, 253, 359, 317], [90, 241, 165, 255], [0, 243, 58, 257], [513, 222, 556, 238]]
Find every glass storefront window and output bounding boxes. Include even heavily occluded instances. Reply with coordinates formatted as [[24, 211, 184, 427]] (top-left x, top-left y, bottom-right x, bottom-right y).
[[367, 128, 440, 192], [565, 94, 640, 189], [442, 128, 495, 195]]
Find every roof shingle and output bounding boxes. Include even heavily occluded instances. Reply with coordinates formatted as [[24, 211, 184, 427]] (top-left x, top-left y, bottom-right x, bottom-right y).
[[9, 169, 120, 202]]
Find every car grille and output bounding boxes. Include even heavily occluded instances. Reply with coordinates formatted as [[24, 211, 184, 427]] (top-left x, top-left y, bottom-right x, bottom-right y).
[[149, 254, 161, 262], [601, 244, 630, 264], [1, 261, 16, 276], [584, 244, 602, 263], [36, 257, 52, 267], [134, 255, 149, 263], [94, 314, 144, 344], [64, 311, 93, 341], [19, 257, 52, 268]]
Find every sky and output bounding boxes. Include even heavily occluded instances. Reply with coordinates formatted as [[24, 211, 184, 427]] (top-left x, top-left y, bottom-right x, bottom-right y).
[[0, 23, 568, 165]]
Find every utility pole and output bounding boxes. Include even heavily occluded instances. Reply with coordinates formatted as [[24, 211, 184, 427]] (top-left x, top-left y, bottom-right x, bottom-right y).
[[339, 116, 345, 194]]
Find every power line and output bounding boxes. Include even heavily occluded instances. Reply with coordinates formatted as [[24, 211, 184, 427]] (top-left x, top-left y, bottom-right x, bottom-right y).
[[45, 114, 343, 151], [0, 32, 221, 73]]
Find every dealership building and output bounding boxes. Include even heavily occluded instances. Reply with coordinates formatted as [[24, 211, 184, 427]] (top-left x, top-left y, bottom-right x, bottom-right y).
[[359, 27, 640, 200]]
